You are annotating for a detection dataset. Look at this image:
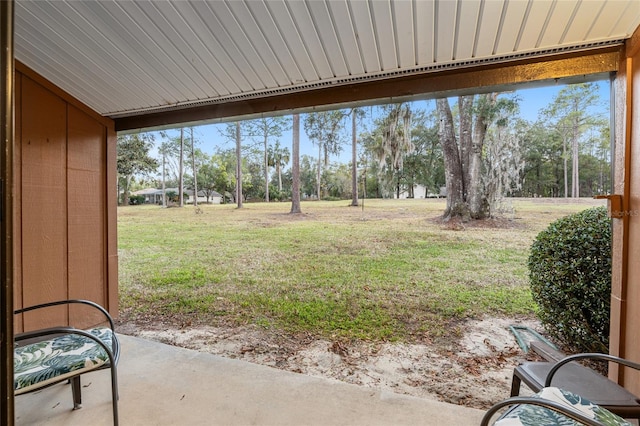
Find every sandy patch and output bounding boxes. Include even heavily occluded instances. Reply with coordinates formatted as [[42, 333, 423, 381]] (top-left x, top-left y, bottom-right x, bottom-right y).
[[117, 316, 544, 409]]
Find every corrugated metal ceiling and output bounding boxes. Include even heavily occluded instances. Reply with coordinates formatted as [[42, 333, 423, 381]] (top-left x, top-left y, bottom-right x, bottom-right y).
[[14, 0, 640, 119]]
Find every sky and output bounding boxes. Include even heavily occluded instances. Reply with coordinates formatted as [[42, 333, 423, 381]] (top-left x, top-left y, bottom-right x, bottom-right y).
[[152, 79, 611, 168]]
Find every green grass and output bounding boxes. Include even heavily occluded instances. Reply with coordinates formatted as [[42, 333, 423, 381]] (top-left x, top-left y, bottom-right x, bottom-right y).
[[117, 198, 604, 342]]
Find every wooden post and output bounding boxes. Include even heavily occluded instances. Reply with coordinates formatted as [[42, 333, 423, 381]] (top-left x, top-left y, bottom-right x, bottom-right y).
[[0, 0, 15, 423]]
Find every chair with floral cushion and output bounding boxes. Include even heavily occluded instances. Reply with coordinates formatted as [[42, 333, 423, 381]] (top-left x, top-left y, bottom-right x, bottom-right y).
[[482, 387, 633, 426], [511, 353, 640, 420], [14, 300, 120, 426]]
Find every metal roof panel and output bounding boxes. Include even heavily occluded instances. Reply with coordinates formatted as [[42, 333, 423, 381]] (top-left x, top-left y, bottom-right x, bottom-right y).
[[12, 0, 640, 119]]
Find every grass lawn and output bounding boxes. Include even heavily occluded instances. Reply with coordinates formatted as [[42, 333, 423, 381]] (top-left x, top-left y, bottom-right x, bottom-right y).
[[117, 198, 604, 342]]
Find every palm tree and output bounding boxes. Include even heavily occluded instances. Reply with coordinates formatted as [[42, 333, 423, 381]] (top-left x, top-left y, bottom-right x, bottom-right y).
[[268, 140, 290, 192], [245, 116, 290, 202], [190, 127, 199, 208], [376, 103, 414, 198], [303, 110, 347, 199], [349, 108, 366, 206], [290, 114, 301, 214], [158, 141, 171, 207], [235, 122, 243, 208]]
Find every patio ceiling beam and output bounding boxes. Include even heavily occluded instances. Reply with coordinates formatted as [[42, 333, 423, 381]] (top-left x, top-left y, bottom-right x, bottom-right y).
[[115, 46, 622, 133]]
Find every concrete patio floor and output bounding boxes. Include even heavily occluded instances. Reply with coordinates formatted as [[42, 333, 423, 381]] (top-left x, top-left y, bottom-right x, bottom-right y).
[[15, 334, 485, 425]]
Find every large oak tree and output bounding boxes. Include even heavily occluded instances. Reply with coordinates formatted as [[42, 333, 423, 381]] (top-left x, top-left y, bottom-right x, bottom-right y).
[[436, 94, 517, 221]]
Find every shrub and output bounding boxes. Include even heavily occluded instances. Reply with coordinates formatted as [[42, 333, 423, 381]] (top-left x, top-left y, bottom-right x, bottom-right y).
[[166, 191, 179, 203], [528, 206, 611, 353], [129, 194, 145, 205]]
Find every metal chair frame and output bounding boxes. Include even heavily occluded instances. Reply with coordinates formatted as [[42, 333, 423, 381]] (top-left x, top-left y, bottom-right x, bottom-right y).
[[15, 299, 119, 426]]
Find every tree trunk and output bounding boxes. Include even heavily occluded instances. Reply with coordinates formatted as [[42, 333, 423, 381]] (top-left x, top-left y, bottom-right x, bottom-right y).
[[290, 114, 301, 214], [277, 163, 282, 192], [467, 139, 485, 217], [436, 98, 469, 221], [467, 94, 494, 219], [563, 138, 568, 198], [317, 143, 322, 200], [572, 123, 579, 198], [179, 128, 184, 207], [351, 110, 359, 206], [162, 150, 166, 207], [123, 175, 131, 206], [264, 135, 269, 202], [191, 128, 198, 208], [459, 96, 473, 198], [236, 122, 243, 208]]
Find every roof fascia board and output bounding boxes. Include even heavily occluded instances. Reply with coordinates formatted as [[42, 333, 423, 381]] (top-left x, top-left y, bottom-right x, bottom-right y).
[[627, 22, 640, 58], [115, 46, 622, 133]]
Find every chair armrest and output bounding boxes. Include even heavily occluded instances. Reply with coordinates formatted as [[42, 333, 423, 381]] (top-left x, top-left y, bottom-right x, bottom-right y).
[[14, 299, 116, 332], [481, 396, 604, 426], [545, 353, 640, 387], [14, 300, 120, 364]]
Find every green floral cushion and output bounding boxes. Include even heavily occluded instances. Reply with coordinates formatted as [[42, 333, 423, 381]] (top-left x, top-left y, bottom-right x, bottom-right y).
[[14, 327, 114, 394], [495, 387, 633, 426]]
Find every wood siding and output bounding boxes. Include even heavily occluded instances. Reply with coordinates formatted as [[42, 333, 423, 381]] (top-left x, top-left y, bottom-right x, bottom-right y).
[[14, 63, 117, 331], [610, 24, 640, 394]]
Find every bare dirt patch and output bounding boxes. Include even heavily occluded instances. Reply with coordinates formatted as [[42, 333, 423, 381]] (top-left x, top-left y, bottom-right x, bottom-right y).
[[117, 316, 543, 410]]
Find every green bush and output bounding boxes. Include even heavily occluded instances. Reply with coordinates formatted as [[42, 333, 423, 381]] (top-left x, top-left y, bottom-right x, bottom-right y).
[[528, 206, 611, 353], [166, 191, 179, 203], [129, 194, 145, 205]]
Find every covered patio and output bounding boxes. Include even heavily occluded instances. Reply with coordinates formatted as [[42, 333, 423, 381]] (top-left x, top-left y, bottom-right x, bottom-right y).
[[15, 335, 483, 425], [3, 0, 640, 424]]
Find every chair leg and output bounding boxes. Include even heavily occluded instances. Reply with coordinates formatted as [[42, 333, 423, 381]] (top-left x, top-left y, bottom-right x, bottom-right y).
[[71, 376, 82, 409], [510, 373, 522, 397], [110, 365, 119, 426]]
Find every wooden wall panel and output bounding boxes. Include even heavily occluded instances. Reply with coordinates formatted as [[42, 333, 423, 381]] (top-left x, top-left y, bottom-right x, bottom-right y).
[[609, 36, 631, 387], [620, 29, 640, 393], [609, 23, 640, 393], [14, 62, 118, 332], [67, 105, 107, 326], [20, 76, 68, 330], [106, 127, 118, 316]]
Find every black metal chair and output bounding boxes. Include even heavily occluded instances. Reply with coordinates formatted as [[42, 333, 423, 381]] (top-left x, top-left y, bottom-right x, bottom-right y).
[[14, 299, 120, 425], [511, 353, 640, 420], [481, 394, 606, 426]]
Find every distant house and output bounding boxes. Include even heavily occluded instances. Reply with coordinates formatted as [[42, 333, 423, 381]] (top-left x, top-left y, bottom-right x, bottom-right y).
[[131, 188, 222, 205], [393, 184, 428, 199], [131, 188, 164, 204], [393, 185, 447, 199], [184, 189, 222, 205]]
